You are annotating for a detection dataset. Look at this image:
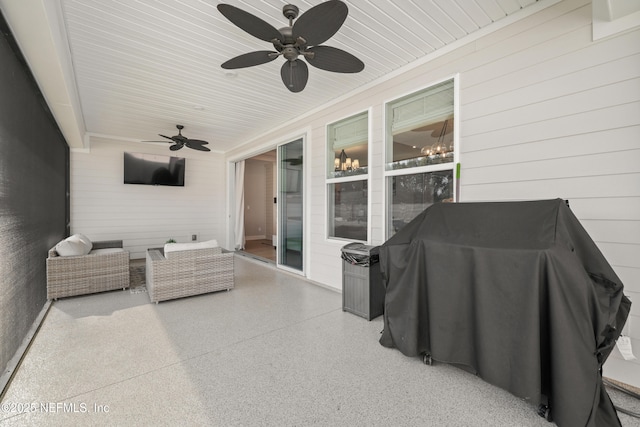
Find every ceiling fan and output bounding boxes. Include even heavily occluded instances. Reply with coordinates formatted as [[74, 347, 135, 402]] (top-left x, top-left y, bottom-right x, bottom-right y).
[[217, 0, 364, 93], [283, 155, 303, 165], [144, 125, 210, 152]]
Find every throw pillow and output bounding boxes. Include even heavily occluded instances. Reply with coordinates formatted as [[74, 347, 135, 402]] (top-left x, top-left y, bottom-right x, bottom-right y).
[[74, 233, 93, 252], [55, 238, 88, 256], [55, 234, 93, 256]]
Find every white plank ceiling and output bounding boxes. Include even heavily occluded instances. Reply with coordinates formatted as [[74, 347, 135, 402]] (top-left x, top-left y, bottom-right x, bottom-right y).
[[17, 0, 542, 152]]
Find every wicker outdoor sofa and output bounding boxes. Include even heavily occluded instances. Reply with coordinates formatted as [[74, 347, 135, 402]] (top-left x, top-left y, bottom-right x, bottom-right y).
[[145, 241, 234, 303], [46, 237, 130, 300]]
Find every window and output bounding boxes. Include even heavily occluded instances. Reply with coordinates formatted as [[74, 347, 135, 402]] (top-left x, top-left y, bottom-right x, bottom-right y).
[[327, 111, 369, 241], [385, 78, 456, 237], [388, 170, 453, 234], [328, 180, 368, 241]]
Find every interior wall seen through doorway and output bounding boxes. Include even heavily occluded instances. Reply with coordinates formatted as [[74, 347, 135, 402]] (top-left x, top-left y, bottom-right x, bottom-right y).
[[243, 152, 276, 242]]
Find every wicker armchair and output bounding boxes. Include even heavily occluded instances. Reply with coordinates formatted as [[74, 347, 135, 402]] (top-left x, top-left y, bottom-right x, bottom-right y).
[[46, 240, 130, 300], [146, 246, 234, 303]]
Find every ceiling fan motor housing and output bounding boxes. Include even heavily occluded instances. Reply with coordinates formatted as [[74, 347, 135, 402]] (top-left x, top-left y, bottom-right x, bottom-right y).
[[276, 26, 296, 45], [282, 4, 299, 20]]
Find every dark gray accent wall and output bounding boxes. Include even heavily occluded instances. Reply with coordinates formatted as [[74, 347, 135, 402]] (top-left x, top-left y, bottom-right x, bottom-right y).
[[0, 12, 69, 382]]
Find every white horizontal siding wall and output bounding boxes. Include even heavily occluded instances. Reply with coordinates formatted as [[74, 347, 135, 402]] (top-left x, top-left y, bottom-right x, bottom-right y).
[[71, 138, 227, 259], [457, 0, 640, 388], [225, 0, 640, 387]]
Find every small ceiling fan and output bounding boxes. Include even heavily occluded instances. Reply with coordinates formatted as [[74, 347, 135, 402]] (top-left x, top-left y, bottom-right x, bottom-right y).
[[217, 0, 364, 93], [283, 155, 303, 165], [144, 125, 210, 152]]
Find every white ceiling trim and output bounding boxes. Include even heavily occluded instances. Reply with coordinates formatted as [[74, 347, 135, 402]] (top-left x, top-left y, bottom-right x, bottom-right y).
[[592, 0, 640, 40]]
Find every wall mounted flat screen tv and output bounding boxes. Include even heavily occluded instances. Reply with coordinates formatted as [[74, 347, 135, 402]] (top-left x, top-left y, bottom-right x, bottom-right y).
[[124, 152, 185, 186]]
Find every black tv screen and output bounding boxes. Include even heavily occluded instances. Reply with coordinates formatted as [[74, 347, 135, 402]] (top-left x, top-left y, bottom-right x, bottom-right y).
[[124, 152, 185, 186]]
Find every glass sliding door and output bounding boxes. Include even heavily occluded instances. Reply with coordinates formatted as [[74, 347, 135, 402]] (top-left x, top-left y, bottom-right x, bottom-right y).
[[278, 138, 304, 272]]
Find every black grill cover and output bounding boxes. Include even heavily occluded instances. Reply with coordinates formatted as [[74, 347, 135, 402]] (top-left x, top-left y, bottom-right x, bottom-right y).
[[379, 199, 631, 427]]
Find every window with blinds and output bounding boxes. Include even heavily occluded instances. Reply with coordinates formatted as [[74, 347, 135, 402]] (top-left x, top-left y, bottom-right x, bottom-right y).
[[327, 111, 369, 179], [384, 78, 457, 238], [386, 79, 454, 171], [326, 111, 369, 242]]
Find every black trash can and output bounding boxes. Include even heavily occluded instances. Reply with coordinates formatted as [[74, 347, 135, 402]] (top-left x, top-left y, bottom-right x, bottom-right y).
[[341, 243, 384, 320]]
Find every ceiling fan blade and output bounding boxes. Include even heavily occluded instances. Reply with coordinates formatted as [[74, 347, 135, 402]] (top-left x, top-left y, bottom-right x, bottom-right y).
[[185, 139, 209, 145], [411, 121, 453, 135], [221, 51, 279, 69], [169, 143, 183, 151], [280, 60, 308, 93], [217, 4, 283, 43], [158, 134, 176, 141], [284, 156, 303, 165], [306, 45, 364, 73], [186, 142, 211, 152], [293, 0, 348, 46]]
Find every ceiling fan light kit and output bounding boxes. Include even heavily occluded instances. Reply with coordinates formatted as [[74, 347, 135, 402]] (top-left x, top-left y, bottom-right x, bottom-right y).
[[217, 0, 364, 92], [420, 119, 453, 160], [335, 148, 359, 171]]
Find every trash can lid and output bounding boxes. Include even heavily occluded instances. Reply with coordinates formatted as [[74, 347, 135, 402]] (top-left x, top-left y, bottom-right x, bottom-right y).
[[341, 242, 379, 256]]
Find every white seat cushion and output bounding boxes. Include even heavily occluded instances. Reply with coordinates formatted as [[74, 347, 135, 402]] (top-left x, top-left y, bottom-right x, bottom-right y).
[[164, 239, 219, 254], [89, 248, 125, 255]]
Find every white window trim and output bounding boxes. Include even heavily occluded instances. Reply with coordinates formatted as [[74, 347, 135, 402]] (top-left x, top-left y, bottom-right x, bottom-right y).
[[384, 162, 455, 178]]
